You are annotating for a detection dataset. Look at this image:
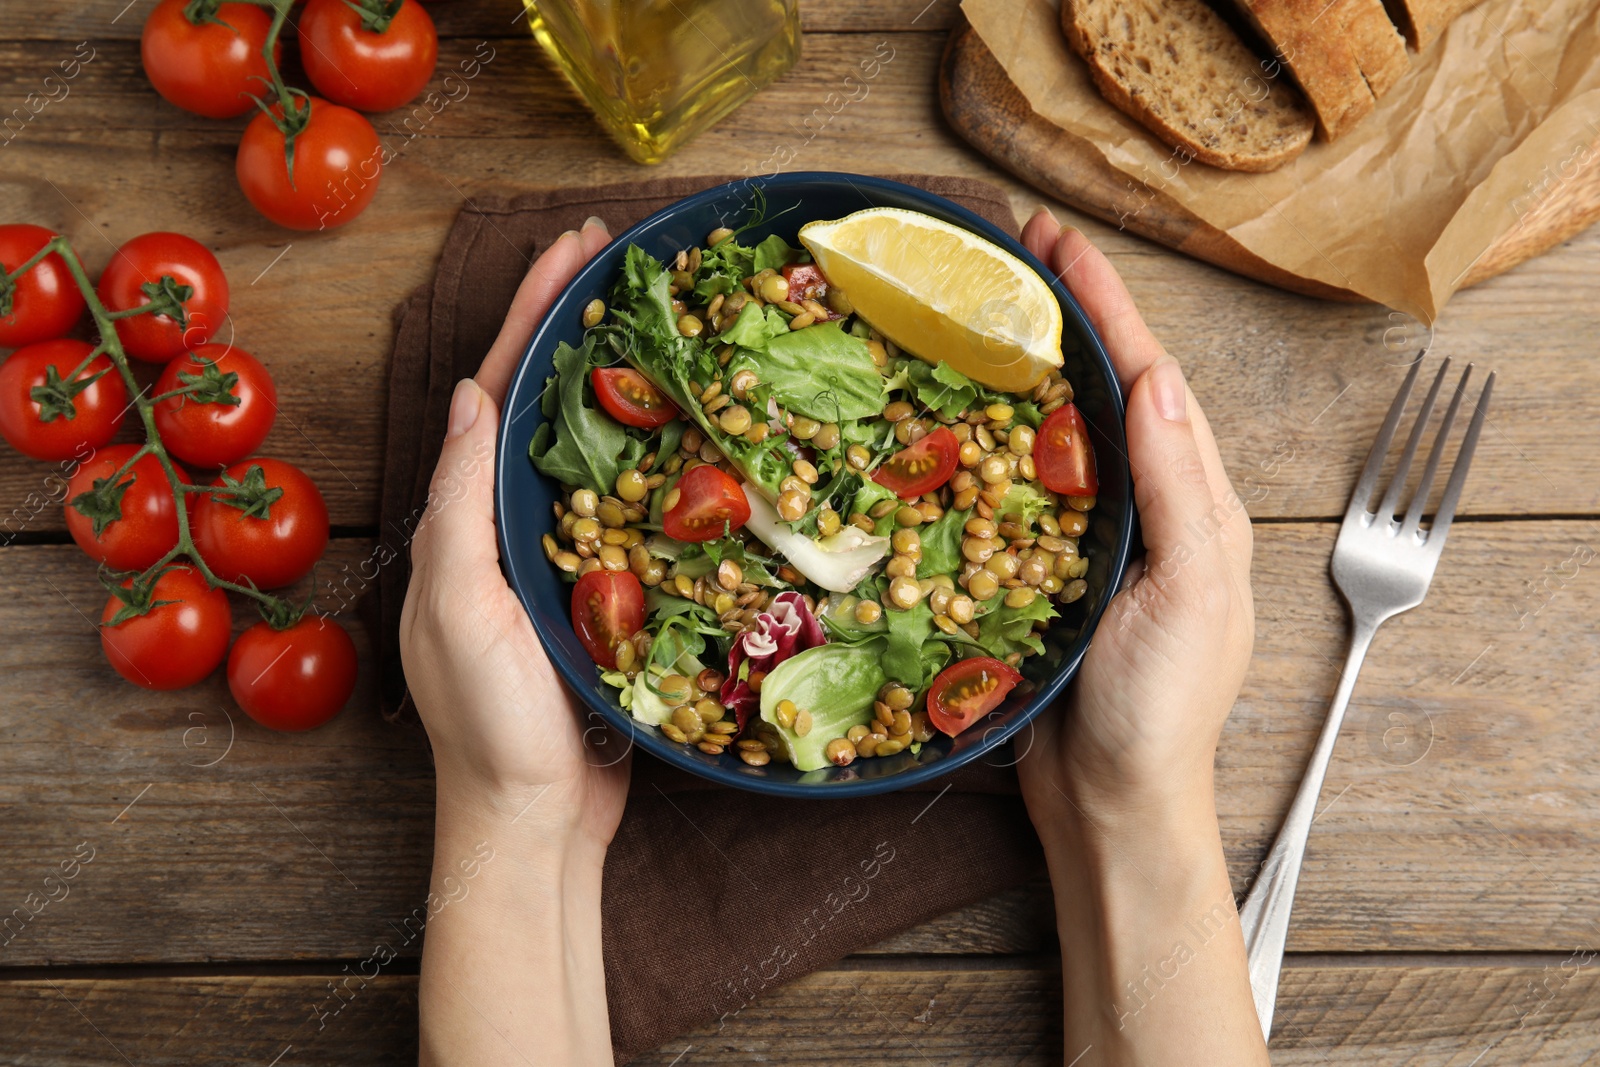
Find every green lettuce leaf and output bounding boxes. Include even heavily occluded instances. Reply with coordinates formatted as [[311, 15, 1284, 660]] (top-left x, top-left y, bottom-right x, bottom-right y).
[[530, 337, 647, 495], [758, 322, 885, 422], [974, 594, 1058, 659], [916, 506, 972, 579], [752, 234, 798, 274]]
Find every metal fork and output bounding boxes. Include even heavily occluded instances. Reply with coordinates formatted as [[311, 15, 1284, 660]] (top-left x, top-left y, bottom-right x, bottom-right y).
[[1237, 355, 1494, 1041]]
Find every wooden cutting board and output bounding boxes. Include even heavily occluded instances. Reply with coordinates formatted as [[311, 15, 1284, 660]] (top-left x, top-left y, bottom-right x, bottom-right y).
[[939, 18, 1600, 302]]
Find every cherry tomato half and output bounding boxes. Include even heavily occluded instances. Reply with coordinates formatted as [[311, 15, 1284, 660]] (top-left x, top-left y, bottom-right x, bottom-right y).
[[228, 616, 358, 731], [926, 656, 1023, 738], [872, 425, 958, 500], [237, 97, 383, 231], [592, 367, 676, 429], [662, 464, 750, 543], [0, 224, 85, 348], [1034, 402, 1097, 497], [97, 232, 230, 363], [298, 0, 438, 112], [0, 339, 127, 461], [571, 570, 645, 670], [100, 565, 231, 691], [141, 0, 279, 119], [66, 444, 191, 571], [154, 343, 278, 468], [191, 457, 329, 589]]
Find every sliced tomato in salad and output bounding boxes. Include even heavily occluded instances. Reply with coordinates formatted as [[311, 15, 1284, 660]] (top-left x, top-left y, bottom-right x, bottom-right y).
[[592, 367, 676, 429], [873, 425, 959, 500], [572, 570, 645, 670], [663, 464, 750, 542], [926, 656, 1022, 737], [781, 263, 829, 304], [1034, 402, 1097, 497]]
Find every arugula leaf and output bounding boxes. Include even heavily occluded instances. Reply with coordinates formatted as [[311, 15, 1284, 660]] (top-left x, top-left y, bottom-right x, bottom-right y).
[[530, 337, 647, 495], [916, 506, 972, 579], [651, 419, 685, 473], [888, 358, 978, 420], [753, 234, 798, 274], [759, 322, 885, 422], [974, 594, 1058, 659]]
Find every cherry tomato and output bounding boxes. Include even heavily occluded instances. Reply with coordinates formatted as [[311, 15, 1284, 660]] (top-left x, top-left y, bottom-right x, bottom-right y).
[[781, 263, 829, 304], [0, 224, 85, 347], [926, 656, 1023, 738], [1034, 403, 1097, 497], [872, 425, 959, 500], [592, 367, 676, 429], [100, 565, 231, 691], [228, 616, 358, 731], [571, 570, 645, 670], [66, 444, 191, 571], [97, 232, 230, 363], [153, 343, 277, 468], [0, 339, 127, 461], [140, 0, 279, 119], [298, 0, 438, 112], [191, 457, 329, 589], [662, 464, 750, 543], [236, 97, 383, 230]]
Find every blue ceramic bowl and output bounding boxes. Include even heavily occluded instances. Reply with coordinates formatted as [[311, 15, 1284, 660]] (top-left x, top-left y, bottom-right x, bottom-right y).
[[496, 173, 1134, 797]]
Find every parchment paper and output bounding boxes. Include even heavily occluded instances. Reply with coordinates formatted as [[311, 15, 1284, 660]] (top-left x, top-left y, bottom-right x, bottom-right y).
[[962, 0, 1600, 320]]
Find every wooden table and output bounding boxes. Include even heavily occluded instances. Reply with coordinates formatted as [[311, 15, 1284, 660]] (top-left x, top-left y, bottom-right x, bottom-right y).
[[2, 1, 1597, 1062]]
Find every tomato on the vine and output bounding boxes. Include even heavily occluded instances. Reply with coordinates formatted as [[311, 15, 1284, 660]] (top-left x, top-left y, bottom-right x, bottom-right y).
[[0, 339, 127, 461], [1034, 402, 1098, 497], [191, 457, 329, 589], [66, 444, 191, 571], [873, 425, 959, 499], [0, 224, 85, 347], [926, 656, 1023, 738], [571, 570, 645, 670], [237, 97, 383, 231], [228, 616, 357, 731], [662, 465, 750, 542], [592, 367, 676, 429], [100, 565, 231, 691], [140, 0, 279, 119], [153, 343, 277, 468], [97, 232, 230, 363], [298, 0, 438, 113]]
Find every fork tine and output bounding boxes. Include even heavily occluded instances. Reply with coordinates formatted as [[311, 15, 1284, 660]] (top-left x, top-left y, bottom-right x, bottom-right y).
[[1376, 357, 1451, 523], [1399, 364, 1470, 538], [1416, 371, 1493, 550], [1349, 355, 1424, 514]]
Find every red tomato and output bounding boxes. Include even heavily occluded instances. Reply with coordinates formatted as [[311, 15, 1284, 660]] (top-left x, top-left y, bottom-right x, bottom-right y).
[[592, 367, 675, 429], [1034, 403, 1097, 497], [191, 458, 329, 589], [0, 224, 85, 347], [228, 616, 357, 731], [100, 565, 231, 690], [140, 0, 278, 119], [571, 570, 645, 670], [153, 343, 277, 468], [0, 339, 127, 461], [97, 232, 230, 363], [926, 656, 1023, 738], [298, 0, 438, 112], [236, 97, 384, 230], [663, 465, 750, 542], [781, 263, 829, 304], [66, 444, 191, 571], [872, 425, 959, 500]]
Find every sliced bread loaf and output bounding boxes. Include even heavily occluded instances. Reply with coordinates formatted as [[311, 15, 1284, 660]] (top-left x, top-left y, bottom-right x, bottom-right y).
[[1383, 0, 1487, 50], [1061, 0, 1315, 172], [1227, 0, 1411, 140]]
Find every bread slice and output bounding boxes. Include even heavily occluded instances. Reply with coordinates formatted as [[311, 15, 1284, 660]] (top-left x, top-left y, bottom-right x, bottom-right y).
[[1383, 0, 1487, 50], [1061, 0, 1315, 172], [1226, 0, 1410, 140]]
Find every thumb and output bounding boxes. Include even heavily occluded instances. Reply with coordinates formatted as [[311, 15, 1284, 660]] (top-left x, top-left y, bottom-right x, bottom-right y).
[[412, 377, 502, 581], [1125, 359, 1223, 573]]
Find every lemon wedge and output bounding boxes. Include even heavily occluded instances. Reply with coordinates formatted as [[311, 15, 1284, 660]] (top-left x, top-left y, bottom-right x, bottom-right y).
[[798, 208, 1063, 394]]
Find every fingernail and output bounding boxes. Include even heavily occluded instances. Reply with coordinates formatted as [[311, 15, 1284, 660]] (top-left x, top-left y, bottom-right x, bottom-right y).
[[1032, 204, 1058, 226], [582, 215, 609, 233], [1150, 360, 1187, 422], [447, 378, 483, 440]]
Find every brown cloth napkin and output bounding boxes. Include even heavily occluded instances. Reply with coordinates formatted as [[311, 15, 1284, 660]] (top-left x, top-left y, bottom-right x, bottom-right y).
[[373, 176, 1047, 1062]]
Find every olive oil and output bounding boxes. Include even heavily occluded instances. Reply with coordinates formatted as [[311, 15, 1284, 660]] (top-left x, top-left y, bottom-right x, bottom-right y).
[[523, 0, 801, 164]]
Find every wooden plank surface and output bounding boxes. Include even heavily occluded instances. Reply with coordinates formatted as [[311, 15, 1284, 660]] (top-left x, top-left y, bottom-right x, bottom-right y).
[[2, 957, 1596, 1065]]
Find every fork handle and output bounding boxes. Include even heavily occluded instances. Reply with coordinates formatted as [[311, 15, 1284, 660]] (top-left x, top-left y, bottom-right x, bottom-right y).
[[1237, 615, 1379, 1041]]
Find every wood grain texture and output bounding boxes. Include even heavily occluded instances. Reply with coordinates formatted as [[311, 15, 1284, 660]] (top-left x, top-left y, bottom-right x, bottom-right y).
[[3, 518, 1599, 966], [2, 957, 1597, 1065], [939, 21, 1600, 303]]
